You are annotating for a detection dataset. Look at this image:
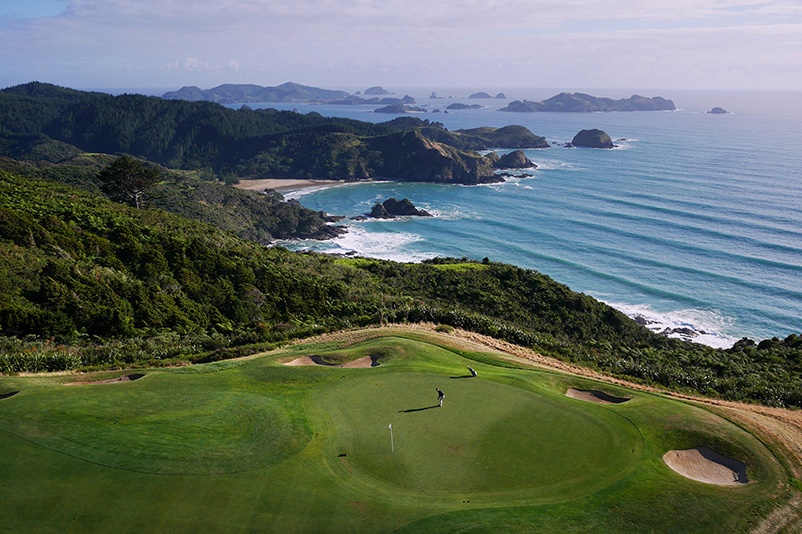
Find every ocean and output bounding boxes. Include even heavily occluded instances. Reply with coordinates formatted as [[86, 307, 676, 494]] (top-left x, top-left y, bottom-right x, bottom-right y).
[[233, 89, 802, 348]]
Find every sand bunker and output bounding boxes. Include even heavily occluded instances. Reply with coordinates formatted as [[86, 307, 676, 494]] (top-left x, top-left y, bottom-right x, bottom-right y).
[[0, 391, 20, 400], [284, 355, 381, 368], [663, 446, 748, 485], [65, 373, 145, 386], [566, 388, 630, 404]]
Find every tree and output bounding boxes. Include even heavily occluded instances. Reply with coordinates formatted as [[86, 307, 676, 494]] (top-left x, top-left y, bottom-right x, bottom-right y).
[[98, 156, 161, 209]]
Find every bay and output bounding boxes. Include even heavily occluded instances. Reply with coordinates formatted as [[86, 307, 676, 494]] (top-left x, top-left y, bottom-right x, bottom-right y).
[[239, 89, 802, 347]]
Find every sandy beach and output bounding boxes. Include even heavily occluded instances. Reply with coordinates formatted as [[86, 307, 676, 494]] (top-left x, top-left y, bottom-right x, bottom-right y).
[[234, 178, 343, 193]]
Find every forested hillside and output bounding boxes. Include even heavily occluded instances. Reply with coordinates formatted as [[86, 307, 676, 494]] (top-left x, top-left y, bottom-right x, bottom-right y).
[[0, 154, 342, 243], [0, 83, 546, 184], [1, 170, 800, 407]]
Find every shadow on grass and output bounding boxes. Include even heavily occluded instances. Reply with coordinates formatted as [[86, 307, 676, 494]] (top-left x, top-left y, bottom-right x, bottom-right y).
[[399, 405, 440, 413], [449, 375, 474, 379]]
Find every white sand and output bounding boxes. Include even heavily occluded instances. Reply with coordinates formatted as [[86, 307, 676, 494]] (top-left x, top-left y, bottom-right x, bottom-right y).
[[234, 178, 342, 193], [283, 356, 318, 366], [565, 388, 630, 404], [283, 355, 377, 368], [663, 446, 748, 485], [340, 356, 374, 368]]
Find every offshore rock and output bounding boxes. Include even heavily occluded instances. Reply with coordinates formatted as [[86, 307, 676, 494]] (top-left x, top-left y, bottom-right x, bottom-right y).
[[495, 150, 535, 169], [362, 198, 432, 219], [571, 129, 614, 149]]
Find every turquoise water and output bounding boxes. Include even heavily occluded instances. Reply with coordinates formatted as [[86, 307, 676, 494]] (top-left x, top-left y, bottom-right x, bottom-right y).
[[247, 90, 802, 346]]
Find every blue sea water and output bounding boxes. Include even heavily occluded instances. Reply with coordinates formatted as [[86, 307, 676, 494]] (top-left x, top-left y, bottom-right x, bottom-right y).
[[240, 89, 802, 347]]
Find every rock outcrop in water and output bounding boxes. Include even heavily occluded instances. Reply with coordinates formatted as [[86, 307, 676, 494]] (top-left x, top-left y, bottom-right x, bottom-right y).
[[356, 198, 433, 219], [571, 129, 614, 149], [500, 92, 676, 112], [495, 150, 535, 169], [708, 107, 729, 114]]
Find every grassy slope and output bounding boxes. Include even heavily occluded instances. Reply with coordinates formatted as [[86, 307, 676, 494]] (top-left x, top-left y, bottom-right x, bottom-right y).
[[0, 330, 791, 533]]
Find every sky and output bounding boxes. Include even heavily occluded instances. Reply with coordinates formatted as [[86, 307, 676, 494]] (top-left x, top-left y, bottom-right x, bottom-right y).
[[1, 0, 802, 93]]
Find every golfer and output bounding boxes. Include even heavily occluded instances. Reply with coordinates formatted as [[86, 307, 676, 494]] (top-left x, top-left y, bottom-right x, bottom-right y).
[[436, 388, 445, 407], [468, 366, 477, 377]]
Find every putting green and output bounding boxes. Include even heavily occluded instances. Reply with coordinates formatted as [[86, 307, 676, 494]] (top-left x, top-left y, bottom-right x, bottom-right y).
[[320, 372, 642, 499]]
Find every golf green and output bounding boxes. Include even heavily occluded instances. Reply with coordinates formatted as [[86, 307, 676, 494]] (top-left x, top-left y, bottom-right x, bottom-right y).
[[320, 371, 642, 499]]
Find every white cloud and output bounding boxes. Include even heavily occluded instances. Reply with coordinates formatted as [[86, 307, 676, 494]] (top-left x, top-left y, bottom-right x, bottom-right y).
[[1, 0, 801, 90]]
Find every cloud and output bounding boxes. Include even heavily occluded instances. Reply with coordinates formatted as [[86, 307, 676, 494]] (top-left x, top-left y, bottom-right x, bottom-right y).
[[1, 0, 801, 90]]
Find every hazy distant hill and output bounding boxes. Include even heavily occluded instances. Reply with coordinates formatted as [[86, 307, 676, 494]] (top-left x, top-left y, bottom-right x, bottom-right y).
[[501, 92, 676, 112], [162, 82, 350, 104]]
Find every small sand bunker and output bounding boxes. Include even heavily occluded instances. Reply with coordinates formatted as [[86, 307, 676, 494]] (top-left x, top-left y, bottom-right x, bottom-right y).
[[566, 388, 630, 404], [65, 373, 145, 386], [663, 446, 748, 485], [0, 391, 20, 400], [284, 355, 381, 368]]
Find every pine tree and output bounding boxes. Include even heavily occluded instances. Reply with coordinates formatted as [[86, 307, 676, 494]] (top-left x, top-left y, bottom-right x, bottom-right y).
[[98, 155, 161, 209]]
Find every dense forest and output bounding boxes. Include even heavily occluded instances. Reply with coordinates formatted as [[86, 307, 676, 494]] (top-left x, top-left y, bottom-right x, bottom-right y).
[[0, 83, 547, 183], [1, 170, 800, 407]]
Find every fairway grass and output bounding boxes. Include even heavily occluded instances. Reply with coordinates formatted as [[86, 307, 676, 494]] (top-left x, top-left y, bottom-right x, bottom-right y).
[[0, 329, 796, 532]]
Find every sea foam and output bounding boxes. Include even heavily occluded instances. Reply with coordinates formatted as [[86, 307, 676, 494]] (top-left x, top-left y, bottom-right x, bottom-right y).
[[608, 302, 739, 349]]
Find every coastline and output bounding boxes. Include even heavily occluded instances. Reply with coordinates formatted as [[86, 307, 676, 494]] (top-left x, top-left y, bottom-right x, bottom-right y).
[[235, 178, 344, 193]]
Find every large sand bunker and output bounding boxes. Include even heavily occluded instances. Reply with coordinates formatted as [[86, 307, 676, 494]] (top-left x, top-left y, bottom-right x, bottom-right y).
[[65, 373, 145, 386], [566, 388, 630, 404], [0, 391, 19, 400], [284, 355, 381, 368], [663, 446, 748, 485]]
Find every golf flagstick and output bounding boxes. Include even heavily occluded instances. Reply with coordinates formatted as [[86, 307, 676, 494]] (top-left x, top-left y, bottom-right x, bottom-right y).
[[389, 423, 394, 452]]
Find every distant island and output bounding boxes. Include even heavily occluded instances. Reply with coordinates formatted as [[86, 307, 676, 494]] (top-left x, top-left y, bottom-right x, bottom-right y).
[[446, 103, 483, 110], [708, 107, 729, 114], [162, 82, 350, 104], [468, 92, 507, 99], [161, 84, 677, 114], [162, 82, 415, 106], [364, 86, 392, 95], [331, 95, 416, 106], [373, 104, 425, 113], [501, 92, 676, 112]]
